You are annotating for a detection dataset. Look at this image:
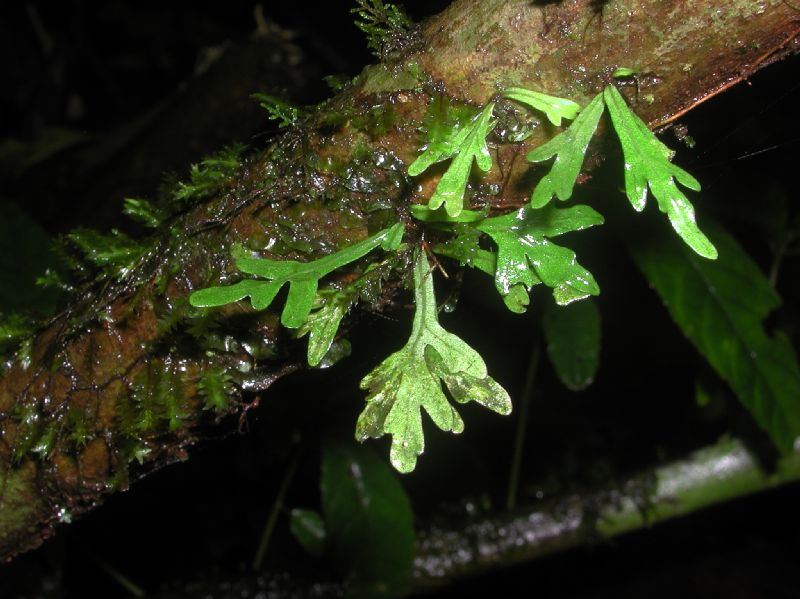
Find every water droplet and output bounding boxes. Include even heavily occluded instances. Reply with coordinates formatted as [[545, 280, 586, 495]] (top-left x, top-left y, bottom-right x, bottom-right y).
[[56, 507, 72, 524]]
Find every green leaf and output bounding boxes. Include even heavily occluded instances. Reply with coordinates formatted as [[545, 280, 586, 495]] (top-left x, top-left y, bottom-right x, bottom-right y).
[[542, 298, 601, 391], [476, 204, 603, 309], [357, 250, 511, 473], [321, 439, 414, 597], [301, 300, 349, 367], [603, 85, 717, 259], [631, 224, 800, 452], [430, 226, 530, 314], [190, 223, 403, 329], [431, 225, 496, 276], [612, 66, 640, 78], [408, 102, 496, 217], [525, 92, 605, 208], [409, 204, 487, 223], [407, 96, 477, 176], [503, 87, 581, 126], [289, 509, 327, 558]]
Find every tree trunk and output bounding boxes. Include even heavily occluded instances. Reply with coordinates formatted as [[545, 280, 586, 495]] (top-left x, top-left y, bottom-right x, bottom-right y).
[[1, 0, 798, 562]]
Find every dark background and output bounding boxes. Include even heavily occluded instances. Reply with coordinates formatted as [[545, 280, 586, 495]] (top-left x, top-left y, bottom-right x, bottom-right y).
[[1, 1, 799, 598]]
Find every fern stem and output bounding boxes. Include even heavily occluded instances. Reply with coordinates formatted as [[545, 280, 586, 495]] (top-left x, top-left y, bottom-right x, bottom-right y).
[[92, 555, 145, 598], [506, 341, 541, 510], [768, 235, 790, 289], [252, 447, 302, 571]]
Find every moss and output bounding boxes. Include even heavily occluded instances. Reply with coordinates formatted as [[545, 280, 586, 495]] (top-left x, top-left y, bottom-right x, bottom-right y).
[[0, 313, 34, 358], [10, 403, 42, 462], [123, 198, 165, 229], [173, 143, 247, 203], [14, 337, 33, 370], [64, 228, 150, 282], [65, 406, 91, 448], [31, 421, 58, 458], [125, 361, 189, 435], [359, 61, 428, 95], [0, 462, 42, 542], [350, 103, 398, 139], [198, 368, 233, 412]]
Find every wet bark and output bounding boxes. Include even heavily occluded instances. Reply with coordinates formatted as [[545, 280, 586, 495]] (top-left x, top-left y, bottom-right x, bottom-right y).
[[1, 0, 798, 562]]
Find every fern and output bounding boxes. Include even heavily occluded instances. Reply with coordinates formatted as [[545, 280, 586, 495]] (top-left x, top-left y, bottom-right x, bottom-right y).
[[356, 250, 511, 473], [603, 85, 717, 258], [190, 223, 403, 329], [408, 102, 496, 217], [525, 92, 605, 207], [178, 82, 723, 474]]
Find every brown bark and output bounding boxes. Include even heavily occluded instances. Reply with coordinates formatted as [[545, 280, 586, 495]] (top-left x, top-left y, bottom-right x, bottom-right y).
[[1, 0, 798, 562]]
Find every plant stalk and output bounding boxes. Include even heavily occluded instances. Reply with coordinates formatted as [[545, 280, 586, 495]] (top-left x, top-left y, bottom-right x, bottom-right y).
[[414, 436, 800, 591], [505, 341, 540, 510]]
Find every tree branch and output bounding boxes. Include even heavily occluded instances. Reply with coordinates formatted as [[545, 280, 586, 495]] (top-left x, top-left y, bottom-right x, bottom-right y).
[[148, 437, 800, 597], [1, 0, 798, 562]]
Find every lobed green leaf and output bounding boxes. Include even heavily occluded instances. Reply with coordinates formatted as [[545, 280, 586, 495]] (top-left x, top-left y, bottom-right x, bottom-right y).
[[603, 85, 716, 259], [431, 226, 532, 314], [357, 250, 511, 473], [525, 92, 605, 208], [408, 101, 496, 218], [476, 204, 603, 309], [300, 299, 349, 367], [190, 223, 403, 329], [407, 96, 477, 177], [503, 87, 581, 126]]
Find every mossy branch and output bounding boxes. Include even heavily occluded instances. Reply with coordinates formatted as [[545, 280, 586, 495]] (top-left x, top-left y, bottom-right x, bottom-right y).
[[0, 0, 798, 564]]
